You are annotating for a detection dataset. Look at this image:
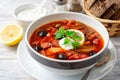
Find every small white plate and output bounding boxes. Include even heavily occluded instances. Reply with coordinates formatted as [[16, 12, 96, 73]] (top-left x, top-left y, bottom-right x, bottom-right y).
[[17, 40, 117, 80]]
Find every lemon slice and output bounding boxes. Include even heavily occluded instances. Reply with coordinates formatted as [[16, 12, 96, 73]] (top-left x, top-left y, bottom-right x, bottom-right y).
[[59, 29, 85, 50], [69, 29, 85, 45], [0, 23, 23, 46]]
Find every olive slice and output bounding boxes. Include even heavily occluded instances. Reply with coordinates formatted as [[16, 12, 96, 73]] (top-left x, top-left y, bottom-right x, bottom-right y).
[[39, 30, 48, 37], [58, 53, 67, 60], [34, 46, 42, 52]]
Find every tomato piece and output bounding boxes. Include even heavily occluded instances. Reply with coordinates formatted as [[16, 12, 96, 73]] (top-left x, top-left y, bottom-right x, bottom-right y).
[[79, 54, 88, 59], [62, 19, 69, 24], [88, 34, 95, 40], [94, 46, 99, 52], [40, 37, 55, 48], [41, 42, 51, 49], [46, 33, 51, 37], [68, 54, 80, 60], [67, 19, 76, 26], [42, 37, 54, 42], [48, 55, 56, 59], [40, 50, 45, 55], [93, 33, 98, 37], [93, 39, 99, 45], [84, 41, 91, 45], [51, 28, 57, 33], [45, 47, 66, 56], [66, 50, 76, 57], [51, 39, 59, 47], [64, 25, 70, 29], [32, 40, 40, 45]]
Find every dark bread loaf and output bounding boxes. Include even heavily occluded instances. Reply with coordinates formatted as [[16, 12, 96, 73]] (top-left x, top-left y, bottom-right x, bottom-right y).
[[85, 0, 120, 20], [89, 0, 115, 17], [101, 4, 118, 19], [110, 0, 120, 20], [85, 0, 96, 9], [111, 8, 120, 20]]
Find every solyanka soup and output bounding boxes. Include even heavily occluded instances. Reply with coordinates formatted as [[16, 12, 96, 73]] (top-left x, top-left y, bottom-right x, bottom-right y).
[[29, 19, 104, 60]]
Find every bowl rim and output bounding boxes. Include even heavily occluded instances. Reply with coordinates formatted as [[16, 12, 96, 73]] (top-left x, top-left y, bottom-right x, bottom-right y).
[[25, 12, 109, 63]]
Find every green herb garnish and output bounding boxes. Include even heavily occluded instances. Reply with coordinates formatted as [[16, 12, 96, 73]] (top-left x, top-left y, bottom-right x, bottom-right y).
[[66, 30, 76, 37], [74, 35, 82, 41], [55, 27, 84, 49], [63, 37, 71, 45], [72, 42, 80, 49], [55, 27, 65, 39], [66, 30, 82, 41]]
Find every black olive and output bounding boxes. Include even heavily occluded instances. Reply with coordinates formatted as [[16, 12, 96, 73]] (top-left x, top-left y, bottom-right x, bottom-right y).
[[39, 30, 47, 37], [58, 53, 67, 60], [34, 46, 42, 52], [89, 51, 96, 56]]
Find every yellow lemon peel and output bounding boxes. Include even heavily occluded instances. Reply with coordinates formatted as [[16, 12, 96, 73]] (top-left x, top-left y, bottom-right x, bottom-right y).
[[0, 24, 23, 46]]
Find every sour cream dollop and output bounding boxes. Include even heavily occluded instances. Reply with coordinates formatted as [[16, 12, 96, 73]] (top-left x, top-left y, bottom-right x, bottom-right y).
[[17, 7, 46, 21]]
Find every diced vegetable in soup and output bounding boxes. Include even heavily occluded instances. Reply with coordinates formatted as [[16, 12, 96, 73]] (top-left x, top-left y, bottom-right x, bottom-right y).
[[29, 20, 104, 60]]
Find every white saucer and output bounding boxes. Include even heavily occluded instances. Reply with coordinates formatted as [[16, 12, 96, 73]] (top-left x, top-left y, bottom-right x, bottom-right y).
[[17, 40, 117, 80]]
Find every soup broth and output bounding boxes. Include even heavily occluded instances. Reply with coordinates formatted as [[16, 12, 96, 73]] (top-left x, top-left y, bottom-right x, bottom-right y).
[[29, 19, 104, 60]]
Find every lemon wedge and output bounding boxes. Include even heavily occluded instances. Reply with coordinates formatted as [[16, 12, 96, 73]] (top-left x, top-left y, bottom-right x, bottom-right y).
[[0, 24, 23, 46]]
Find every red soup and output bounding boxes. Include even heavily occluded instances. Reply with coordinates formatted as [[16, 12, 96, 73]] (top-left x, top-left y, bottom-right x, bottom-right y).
[[29, 19, 104, 60]]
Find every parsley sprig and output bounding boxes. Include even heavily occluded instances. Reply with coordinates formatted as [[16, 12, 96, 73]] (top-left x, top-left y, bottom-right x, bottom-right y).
[[71, 42, 80, 49], [63, 37, 71, 45], [55, 27, 65, 39], [66, 30, 82, 41], [63, 38, 80, 49]]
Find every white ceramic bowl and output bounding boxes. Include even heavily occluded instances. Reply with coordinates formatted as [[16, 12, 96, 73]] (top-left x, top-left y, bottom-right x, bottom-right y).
[[25, 12, 109, 75], [13, 3, 46, 31]]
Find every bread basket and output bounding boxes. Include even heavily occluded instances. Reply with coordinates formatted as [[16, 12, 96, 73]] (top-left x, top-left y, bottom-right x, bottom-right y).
[[83, 0, 120, 36]]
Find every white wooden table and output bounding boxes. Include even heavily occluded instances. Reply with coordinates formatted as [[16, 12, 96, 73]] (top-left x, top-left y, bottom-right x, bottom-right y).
[[0, 0, 120, 80]]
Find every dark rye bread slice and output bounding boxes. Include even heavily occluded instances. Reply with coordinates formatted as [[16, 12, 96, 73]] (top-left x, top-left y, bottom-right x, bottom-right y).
[[89, 0, 115, 17], [111, 0, 120, 20], [111, 8, 120, 20], [101, 4, 119, 19], [85, 0, 96, 9]]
